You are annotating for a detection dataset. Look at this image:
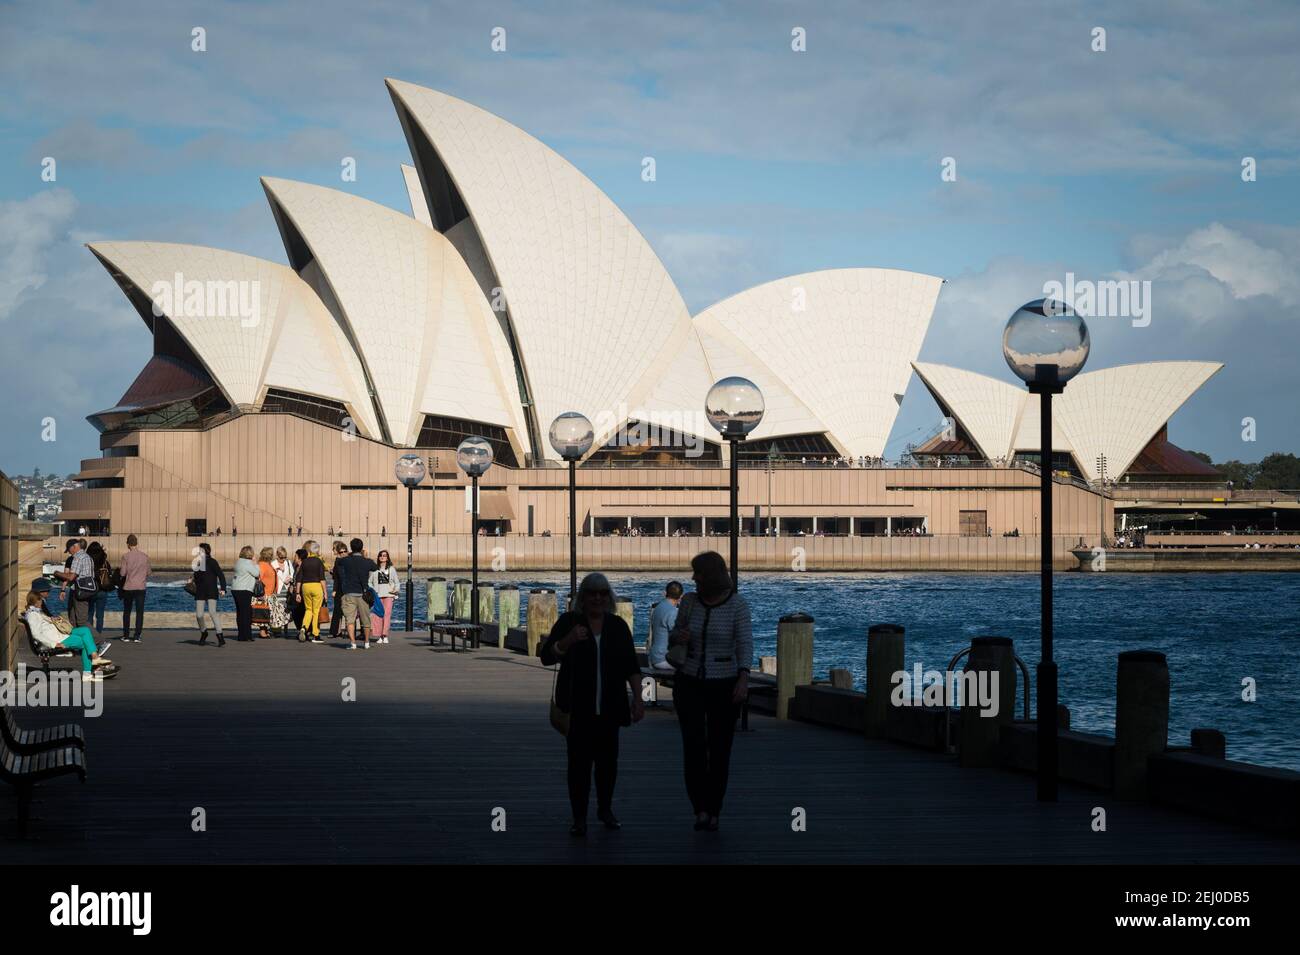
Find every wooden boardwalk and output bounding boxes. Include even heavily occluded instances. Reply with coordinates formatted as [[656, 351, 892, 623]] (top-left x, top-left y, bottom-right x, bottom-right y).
[[3, 630, 1297, 864]]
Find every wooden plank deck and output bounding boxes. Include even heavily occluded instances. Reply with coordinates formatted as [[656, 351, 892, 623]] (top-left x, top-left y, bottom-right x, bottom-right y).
[[3, 630, 1297, 864]]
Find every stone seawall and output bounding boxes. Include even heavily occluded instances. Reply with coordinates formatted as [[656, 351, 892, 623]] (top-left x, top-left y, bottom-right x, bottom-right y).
[[38, 533, 1082, 573]]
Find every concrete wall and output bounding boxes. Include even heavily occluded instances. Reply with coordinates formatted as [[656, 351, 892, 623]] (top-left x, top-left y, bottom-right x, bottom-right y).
[[40, 532, 1085, 573], [61, 412, 1112, 555]]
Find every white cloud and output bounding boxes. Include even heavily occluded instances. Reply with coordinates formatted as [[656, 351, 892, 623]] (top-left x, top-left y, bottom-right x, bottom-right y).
[[0, 189, 78, 320], [1126, 222, 1300, 308]]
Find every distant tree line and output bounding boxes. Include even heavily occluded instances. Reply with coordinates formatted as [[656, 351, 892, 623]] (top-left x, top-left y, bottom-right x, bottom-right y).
[[1186, 451, 1300, 489]]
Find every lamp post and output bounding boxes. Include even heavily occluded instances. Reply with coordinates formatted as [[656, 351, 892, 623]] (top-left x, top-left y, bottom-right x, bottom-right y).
[[1003, 298, 1090, 802], [395, 453, 426, 632], [766, 446, 779, 535], [706, 376, 765, 587], [549, 412, 594, 605], [456, 436, 494, 626], [1095, 453, 1109, 546]]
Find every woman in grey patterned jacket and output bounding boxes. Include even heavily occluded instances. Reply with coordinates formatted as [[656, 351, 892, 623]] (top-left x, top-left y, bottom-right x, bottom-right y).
[[667, 550, 753, 831]]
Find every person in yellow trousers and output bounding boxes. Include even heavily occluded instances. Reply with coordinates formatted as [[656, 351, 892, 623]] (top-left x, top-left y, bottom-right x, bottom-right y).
[[295, 540, 328, 643]]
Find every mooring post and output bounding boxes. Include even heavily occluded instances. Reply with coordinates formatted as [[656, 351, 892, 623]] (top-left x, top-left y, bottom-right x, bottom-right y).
[[527, 588, 557, 658], [959, 636, 1016, 768], [865, 623, 905, 738], [497, 584, 520, 649], [776, 613, 814, 720], [425, 576, 447, 619], [1115, 650, 1170, 799]]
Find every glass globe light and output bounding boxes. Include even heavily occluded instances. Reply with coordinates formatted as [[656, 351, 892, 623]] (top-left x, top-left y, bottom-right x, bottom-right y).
[[1002, 299, 1090, 388], [456, 436, 494, 477], [549, 412, 594, 461], [394, 453, 426, 488], [705, 376, 765, 438]]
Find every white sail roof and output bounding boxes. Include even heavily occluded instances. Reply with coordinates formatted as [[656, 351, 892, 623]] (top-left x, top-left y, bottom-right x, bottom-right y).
[[87, 240, 381, 437], [261, 177, 527, 449], [387, 79, 697, 459], [916, 360, 1223, 481], [693, 269, 942, 458]]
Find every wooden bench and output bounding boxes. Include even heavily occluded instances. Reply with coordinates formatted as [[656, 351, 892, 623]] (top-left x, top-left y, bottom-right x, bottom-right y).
[[1, 738, 86, 837], [417, 618, 483, 651], [2, 706, 85, 755], [20, 616, 120, 678], [20, 616, 78, 675]]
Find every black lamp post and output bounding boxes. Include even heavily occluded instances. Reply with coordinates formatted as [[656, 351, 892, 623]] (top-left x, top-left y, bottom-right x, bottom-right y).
[[549, 412, 594, 605], [1003, 298, 1090, 802], [395, 453, 426, 633], [456, 436, 494, 626], [706, 376, 765, 588]]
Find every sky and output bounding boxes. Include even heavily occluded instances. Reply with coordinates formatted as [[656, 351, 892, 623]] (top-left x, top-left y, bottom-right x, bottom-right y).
[[1, 0, 1298, 476]]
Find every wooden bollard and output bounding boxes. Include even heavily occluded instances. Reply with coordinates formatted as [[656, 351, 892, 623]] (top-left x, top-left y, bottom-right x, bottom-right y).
[[865, 623, 905, 739], [452, 578, 471, 621], [959, 636, 1016, 768], [526, 588, 557, 658], [759, 656, 777, 676], [829, 668, 853, 690], [615, 599, 634, 642], [476, 583, 495, 626], [498, 585, 520, 649], [776, 613, 814, 720], [425, 577, 447, 618], [1190, 727, 1226, 759], [1115, 650, 1170, 799]]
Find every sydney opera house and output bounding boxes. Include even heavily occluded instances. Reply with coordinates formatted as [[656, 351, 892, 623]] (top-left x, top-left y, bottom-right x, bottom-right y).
[[59, 80, 1231, 567]]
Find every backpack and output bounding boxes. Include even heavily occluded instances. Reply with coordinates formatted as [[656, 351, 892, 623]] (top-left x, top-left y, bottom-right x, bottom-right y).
[[96, 560, 113, 589]]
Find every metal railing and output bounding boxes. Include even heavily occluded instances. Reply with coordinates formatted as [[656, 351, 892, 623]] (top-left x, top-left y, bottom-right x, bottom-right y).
[[943, 646, 1032, 754]]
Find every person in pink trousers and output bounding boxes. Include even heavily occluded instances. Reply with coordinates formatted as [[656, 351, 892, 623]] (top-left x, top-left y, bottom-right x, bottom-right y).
[[368, 550, 401, 644]]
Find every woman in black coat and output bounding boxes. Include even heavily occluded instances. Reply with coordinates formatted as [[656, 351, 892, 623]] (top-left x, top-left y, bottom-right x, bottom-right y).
[[192, 542, 227, 646], [540, 573, 644, 836]]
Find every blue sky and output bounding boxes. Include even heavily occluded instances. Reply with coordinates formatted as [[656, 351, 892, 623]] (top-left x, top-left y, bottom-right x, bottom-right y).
[[2, 0, 1298, 475]]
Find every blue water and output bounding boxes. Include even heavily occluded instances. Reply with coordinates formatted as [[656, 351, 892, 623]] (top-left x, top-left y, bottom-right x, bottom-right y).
[[71, 571, 1300, 771]]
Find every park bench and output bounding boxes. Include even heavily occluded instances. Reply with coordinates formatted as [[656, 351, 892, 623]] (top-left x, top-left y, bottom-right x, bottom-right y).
[[2, 706, 85, 755], [21, 616, 79, 675], [1, 737, 86, 837], [19, 617, 120, 679], [418, 617, 483, 651]]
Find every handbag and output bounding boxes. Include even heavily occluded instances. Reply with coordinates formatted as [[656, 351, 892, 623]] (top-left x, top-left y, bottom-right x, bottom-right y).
[[665, 595, 692, 669], [52, 614, 74, 635], [184, 578, 197, 597], [549, 663, 570, 737], [75, 575, 98, 600], [317, 602, 331, 626], [253, 579, 266, 598]]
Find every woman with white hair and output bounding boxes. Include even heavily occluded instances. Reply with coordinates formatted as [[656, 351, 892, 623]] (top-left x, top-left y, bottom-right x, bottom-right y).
[[540, 572, 644, 837]]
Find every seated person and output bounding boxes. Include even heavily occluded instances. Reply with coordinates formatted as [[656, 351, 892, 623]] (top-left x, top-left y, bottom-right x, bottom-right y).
[[23, 588, 112, 681]]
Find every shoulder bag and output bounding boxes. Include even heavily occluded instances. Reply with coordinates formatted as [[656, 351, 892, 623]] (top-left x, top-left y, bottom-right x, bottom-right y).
[[549, 638, 571, 736], [665, 594, 693, 669]]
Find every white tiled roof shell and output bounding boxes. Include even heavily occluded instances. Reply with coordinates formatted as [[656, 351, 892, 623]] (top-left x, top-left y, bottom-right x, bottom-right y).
[[692, 269, 942, 458], [694, 326, 830, 444], [87, 241, 379, 437], [1051, 361, 1222, 481], [261, 177, 526, 449], [919, 361, 1222, 481], [911, 362, 1026, 461], [401, 164, 434, 228], [387, 79, 697, 460]]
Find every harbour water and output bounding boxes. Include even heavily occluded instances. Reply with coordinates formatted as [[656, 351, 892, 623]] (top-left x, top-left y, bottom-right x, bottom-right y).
[[74, 570, 1300, 772]]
